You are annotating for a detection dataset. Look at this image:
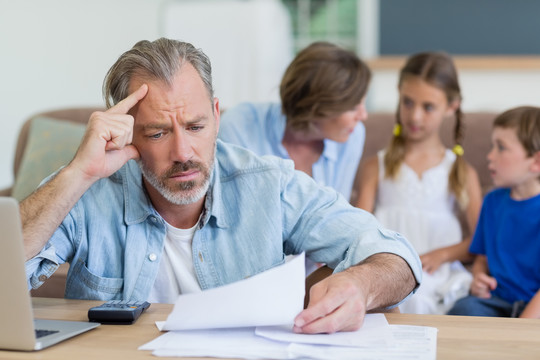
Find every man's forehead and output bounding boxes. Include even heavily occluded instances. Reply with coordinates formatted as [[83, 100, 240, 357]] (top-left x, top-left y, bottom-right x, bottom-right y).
[[128, 62, 201, 93]]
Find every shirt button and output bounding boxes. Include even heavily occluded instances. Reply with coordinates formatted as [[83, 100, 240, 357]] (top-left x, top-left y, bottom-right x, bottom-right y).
[[148, 253, 157, 262], [149, 216, 157, 222], [39, 275, 48, 282]]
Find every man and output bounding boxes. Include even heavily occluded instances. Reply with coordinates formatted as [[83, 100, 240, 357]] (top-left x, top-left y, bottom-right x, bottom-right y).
[[22, 38, 421, 334]]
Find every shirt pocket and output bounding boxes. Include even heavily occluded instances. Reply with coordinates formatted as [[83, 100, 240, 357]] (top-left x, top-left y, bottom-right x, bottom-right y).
[[65, 259, 124, 300]]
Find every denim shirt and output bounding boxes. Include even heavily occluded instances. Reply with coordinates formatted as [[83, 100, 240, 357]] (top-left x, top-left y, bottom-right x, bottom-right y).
[[218, 102, 365, 201], [26, 140, 421, 302]]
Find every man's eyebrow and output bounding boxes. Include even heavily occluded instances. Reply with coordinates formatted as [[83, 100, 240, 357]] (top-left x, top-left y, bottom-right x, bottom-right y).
[[185, 115, 209, 124], [138, 123, 169, 131], [137, 115, 209, 131]]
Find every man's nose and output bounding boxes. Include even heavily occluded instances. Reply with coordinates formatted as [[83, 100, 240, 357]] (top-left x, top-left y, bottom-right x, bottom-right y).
[[170, 130, 194, 163]]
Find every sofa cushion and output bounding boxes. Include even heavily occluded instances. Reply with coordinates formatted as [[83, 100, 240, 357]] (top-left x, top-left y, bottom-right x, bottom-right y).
[[11, 116, 86, 201]]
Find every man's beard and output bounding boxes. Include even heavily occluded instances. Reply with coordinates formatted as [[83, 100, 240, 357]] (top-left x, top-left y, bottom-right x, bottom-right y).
[[138, 156, 214, 206]]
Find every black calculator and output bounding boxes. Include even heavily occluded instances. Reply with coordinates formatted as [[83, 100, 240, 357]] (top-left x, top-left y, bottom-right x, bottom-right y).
[[88, 300, 151, 324]]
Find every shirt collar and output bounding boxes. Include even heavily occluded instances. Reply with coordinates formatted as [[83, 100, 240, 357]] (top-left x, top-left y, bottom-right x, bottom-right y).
[[202, 141, 230, 229], [321, 138, 339, 162], [276, 103, 341, 163]]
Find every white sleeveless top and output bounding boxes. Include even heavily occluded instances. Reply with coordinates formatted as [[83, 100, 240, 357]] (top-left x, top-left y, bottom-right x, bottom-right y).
[[375, 149, 471, 314], [375, 149, 461, 255]]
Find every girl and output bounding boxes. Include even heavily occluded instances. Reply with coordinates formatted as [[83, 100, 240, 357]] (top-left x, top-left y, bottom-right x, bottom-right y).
[[354, 52, 483, 314]]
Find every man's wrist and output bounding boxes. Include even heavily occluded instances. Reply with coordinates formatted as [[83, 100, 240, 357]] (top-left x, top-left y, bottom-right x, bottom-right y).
[[63, 162, 100, 189]]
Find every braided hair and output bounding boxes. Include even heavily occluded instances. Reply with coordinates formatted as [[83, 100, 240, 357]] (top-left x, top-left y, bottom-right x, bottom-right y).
[[384, 52, 468, 208]]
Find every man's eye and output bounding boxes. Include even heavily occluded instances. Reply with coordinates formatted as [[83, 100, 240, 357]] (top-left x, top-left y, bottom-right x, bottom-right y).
[[149, 132, 163, 139], [424, 104, 435, 112], [189, 126, 204, 132]]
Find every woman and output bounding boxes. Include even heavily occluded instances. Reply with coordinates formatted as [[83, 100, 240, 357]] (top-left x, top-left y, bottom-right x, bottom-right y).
[[218, 41, 371, 202]]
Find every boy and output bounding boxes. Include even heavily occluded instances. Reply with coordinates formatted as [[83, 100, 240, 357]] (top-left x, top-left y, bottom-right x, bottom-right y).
[[448, 106, 540, 318]]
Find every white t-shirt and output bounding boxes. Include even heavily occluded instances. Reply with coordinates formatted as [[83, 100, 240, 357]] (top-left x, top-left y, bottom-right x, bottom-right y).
[[147, 220, 202, 303]]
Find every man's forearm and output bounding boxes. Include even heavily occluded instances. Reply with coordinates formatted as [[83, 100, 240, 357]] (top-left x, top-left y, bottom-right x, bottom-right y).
[[347, 253, 417, 311], [20, 165, 94, 260]]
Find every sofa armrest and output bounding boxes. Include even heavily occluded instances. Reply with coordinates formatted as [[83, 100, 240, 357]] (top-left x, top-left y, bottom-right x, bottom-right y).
[[0, 187, 12, 197]]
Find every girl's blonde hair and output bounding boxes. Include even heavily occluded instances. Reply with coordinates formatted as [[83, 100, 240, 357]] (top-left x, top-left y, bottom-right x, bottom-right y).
[[384, 52, 468, 208]]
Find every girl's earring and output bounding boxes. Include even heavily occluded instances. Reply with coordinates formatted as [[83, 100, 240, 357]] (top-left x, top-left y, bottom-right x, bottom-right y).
[[393, 124, 402, 137]]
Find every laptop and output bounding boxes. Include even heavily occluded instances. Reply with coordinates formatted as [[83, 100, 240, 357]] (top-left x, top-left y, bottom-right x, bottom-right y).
[[0, 197, 100, 351]]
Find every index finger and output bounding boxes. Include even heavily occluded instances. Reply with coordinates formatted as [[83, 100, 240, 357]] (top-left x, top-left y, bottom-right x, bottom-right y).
[[295, 286, 342, 328], [107, 84, 148, 114]]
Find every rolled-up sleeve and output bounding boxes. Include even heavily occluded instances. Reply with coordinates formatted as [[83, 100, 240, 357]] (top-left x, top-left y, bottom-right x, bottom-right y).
[[279, 162, 422, 298], [25, 245, 62, 290], [25, 209, 77, 290]]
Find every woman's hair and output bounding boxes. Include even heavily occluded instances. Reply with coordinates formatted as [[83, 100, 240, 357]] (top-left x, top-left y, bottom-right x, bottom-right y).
[[280, 41, 371, 132], [493, 106, 540, 157], [384, 52, 468, 207], [103, 38, 214, 109]]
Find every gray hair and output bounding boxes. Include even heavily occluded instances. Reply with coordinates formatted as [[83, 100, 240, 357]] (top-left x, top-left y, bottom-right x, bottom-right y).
[[103, 38, 214, 108]]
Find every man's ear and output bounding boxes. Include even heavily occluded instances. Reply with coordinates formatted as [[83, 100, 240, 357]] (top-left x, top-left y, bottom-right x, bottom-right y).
[[213, 97, 220, 131]]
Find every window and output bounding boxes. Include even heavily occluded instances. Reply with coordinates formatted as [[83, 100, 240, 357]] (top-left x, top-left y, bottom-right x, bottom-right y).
[[282, 0, 358, 52]]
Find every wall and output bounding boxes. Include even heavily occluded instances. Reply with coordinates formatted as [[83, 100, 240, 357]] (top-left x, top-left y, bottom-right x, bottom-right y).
[[1, 0, 539, 191], [0, 0, 292, 191], [0, 0, 164, 190], [369, 64, 540, 113]]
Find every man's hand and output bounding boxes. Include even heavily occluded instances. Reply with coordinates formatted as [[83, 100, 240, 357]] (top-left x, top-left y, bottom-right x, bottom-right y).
[[69, 84, 148, 182], [20, 84, 149, 261], [470, 272, 497, 299], [294, 253, 416, 334], [294, 270, 368, 334]]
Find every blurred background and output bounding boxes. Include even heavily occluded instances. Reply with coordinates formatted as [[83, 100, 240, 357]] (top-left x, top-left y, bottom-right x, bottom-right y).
[[1, 0, 539, 190]]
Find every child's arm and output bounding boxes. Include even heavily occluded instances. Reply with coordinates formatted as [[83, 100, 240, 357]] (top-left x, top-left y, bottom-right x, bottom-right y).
[[519, 291, 540, 318], [351, 156, 379, 212], [470, 255, 497, 299], [421, 163, 483, 273]]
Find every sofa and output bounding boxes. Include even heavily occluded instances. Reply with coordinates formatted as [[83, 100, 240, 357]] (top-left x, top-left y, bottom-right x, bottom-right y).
[[3, 107, 101, 298], [6, 109, 496, 299]]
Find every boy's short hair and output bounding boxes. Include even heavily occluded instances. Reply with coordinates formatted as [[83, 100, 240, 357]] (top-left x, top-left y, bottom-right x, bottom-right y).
[[493, 106, 540, 157]]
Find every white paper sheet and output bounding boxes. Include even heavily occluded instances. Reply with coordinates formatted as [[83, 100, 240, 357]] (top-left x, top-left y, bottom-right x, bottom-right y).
[[140, 325, 437, 360], [255, 313, 394, 347], [161, 253, 305, 330], [140, 250, 437, 359], [140, 327, 290, 359], [287, 325, 438, 360]]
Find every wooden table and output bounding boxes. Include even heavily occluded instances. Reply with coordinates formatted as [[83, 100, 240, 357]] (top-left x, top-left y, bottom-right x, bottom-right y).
[[1, 297, 539, 359]]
